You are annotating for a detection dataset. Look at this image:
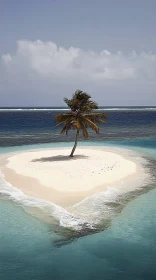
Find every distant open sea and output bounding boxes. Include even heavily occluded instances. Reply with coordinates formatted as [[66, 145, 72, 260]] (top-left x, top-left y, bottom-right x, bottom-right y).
[[0, 107, 156, 280]]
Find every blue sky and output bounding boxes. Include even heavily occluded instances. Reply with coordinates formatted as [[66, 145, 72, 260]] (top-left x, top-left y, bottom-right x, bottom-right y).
[[0, 0, 156, 106]]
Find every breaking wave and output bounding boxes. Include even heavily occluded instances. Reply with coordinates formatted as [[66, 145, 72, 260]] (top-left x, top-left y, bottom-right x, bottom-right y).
[[0, 107, 156, 112], [0, 170, 151, 236], [0, 147, 153, 237]]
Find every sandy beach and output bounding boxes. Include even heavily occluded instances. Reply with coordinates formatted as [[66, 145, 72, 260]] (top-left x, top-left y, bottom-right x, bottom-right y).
[[0, 146, 141, 207]]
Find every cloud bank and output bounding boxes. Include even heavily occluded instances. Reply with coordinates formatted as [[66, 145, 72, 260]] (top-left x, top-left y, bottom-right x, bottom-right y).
[[0, 40, 156, 105]]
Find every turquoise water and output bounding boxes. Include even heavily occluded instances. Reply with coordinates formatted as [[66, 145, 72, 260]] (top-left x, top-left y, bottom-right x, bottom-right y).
[[0, 139, 156, 280], [1, 189, 156, 280], [1, 108, 156, 279]]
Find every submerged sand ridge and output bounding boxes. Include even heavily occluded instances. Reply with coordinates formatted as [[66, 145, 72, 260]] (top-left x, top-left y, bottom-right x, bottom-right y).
[[0, 147, 140, 207]]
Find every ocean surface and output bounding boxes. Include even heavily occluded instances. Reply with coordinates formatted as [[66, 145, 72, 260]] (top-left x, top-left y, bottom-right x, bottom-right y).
[[0, 107, 156, 280]]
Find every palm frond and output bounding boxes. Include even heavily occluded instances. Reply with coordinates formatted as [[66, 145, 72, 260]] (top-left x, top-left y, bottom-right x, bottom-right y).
[[81, 117, 99, 133], [55, 121, 66, 127], [55, 112, 75, 122], [60, 121, 73, 135], [94, 117, 107, 124], [63, 90, 98, 112], [80, 122, 89, 138], [55, 90, 107, 143], [75, 119, 81, 130], [83, 113, 107, 119]]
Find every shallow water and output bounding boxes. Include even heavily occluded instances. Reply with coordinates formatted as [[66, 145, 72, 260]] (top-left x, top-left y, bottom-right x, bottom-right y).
[[1, 157, 156, 279], [0, 108, 156, 279], [0, 143, 152, 234]]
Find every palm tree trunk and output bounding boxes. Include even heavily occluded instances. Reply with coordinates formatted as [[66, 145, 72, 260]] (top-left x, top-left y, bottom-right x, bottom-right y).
[[70, 129, 80, 157]]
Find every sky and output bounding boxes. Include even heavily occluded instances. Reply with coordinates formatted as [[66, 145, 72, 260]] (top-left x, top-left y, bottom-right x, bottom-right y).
[[0, 0, 156, 106]]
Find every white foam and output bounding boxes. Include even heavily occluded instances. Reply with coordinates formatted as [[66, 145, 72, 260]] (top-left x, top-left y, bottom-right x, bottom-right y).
[[0, 169, 122, 230], [0, 147, 150, 232], [71, 187, 122, 224], [0, 108, 69, 112], [0, 107, 156, 112], [0, 171, 94, 231], [100, 108, 156, 111]]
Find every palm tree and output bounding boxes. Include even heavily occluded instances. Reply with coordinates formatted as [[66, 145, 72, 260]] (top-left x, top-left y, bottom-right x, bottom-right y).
[[55, 90, 107, 157]]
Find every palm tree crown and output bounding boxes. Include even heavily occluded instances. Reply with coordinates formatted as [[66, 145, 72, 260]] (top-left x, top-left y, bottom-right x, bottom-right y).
[[55, 90, 107, 157]]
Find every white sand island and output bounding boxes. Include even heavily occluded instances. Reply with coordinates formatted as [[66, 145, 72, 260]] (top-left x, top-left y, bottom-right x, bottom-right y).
[[1, 147, 139, 207]]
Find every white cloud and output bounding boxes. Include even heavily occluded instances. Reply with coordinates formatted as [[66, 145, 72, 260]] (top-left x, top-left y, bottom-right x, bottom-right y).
[[2, 54, 12, 64], [2, 40, 156, 81], [0, 40, 156, 105]]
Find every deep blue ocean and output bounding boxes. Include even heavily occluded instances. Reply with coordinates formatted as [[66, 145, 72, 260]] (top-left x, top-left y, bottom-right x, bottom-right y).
[[0, 107, 156, 280]]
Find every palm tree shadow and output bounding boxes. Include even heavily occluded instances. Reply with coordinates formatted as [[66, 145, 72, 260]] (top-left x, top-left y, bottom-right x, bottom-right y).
[[32, 154, 89, 163]]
